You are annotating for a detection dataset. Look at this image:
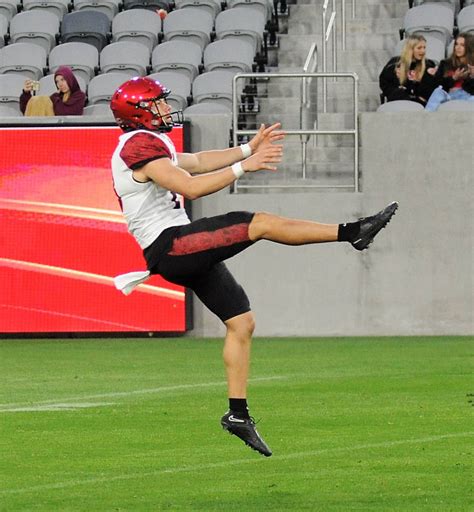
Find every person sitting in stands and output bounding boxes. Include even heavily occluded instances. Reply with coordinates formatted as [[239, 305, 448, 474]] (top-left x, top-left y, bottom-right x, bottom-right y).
[[425, 33, 474, 111], [20, 66, 86, 116], [379, 34, 437, 106]]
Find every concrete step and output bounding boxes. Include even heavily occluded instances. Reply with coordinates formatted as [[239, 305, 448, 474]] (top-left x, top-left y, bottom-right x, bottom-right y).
[[354, 2, 408, 19]]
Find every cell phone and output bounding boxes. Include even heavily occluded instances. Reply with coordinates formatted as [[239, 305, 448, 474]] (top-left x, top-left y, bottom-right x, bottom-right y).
[[31, 81, 40, 94]]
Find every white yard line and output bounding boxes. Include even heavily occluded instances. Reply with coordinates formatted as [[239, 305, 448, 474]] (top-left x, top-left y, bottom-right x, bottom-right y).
[[0, 376, 287, 410], [1, 432, 472, 496]]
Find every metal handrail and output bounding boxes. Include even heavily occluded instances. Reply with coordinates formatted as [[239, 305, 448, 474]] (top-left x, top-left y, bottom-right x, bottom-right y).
[[232, 71, 360, 193], [301, 42, 318, 179], [322, 0, 336, 113]]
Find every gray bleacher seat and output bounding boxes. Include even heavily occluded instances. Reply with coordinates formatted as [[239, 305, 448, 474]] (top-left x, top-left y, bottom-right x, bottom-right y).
[[463, 0, 474, 6], [100, 41, 150, 76], [112, 8, 161, 52], [376, 100, 425, 112], [183, 101, 231, 115], [123, 0, 172, 11], [215, 7, 266, 55], [48, 42, 99, 85], [0, 0, 19, 21], [87, 71, 130, 104], [437, 99, 474, 110], [403, 4, 454, 46], [162, 8, 213, 51], [410, 0, 459, 14], [394, 33, 446, 63], [203, 39, 254, 73], [0, 102, 21, 115], [457, 5, 474, 34], [148, 70, 191, 111], [73, 0, 121, 21], [192, 69, 237, 110], [61, 10, 110, 52], [10, 10, 60, 52], [82, 103, 115, 117], [0, 42, 47, 80], [226, 0, 273, 22], [38, 71, 86, 96], [0, 73, 29, 111], [22, 0, 70, 20], [173, 0, 221, 20], [0, 12, 8, 48], [151, 40, 202, 81]]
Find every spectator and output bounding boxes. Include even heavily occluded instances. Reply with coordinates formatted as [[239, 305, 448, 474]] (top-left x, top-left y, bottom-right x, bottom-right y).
[[20, 66, 86, 116], [379, 34, 437, 106], [425, 33, 474, 111]]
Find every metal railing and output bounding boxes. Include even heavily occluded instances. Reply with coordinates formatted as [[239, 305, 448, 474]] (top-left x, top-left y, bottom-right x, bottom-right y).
[[232, 71, 360, 193]]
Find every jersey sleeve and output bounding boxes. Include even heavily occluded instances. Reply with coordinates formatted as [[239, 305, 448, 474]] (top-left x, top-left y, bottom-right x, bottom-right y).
[[120, 132, 172, 170]]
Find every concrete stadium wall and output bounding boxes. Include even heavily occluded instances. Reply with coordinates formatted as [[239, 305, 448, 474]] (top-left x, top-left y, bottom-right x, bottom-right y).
[[189, 112, 473, 338]]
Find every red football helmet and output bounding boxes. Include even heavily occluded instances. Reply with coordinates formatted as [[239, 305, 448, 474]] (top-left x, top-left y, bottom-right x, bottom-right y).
[[110, 76, 183, 132]]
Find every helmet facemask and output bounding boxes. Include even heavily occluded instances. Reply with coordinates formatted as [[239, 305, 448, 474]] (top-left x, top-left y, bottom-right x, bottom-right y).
[[136, 96, 183, 132]]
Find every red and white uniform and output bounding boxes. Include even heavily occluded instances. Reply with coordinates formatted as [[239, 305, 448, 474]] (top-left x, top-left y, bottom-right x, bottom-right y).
[[111, 129, 190, 249]]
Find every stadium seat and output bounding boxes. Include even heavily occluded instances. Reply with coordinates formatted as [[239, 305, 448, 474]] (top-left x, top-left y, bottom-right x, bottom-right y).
[[112, 9, 161, 52], [87, 71, 130, 104], [0, 42, 48, 80], [82, 103, 115, 117], [437, 98, 474, 110], [0, 12, 8, 48], [173, 0, 221, 20], [151, 40, 202, 81], [162, 8, 213, 51], [457, 5, 474, 34], [148, 70, 191, 111], [215, 7, 266, 55], [61, 11, 111, 52], [376, 100, 425, 112], [226, 0, 273, 22], [0, 102, 21, 115], [9, 10, 60, 53], [0, 0, 19, 21], [100, 41, 150, 76], [22, 0, 70, 20], [0, 73, 29, 111], [38, 71, 87, 96], [123, 0, 172, 11], [409, 0, 459, 14], [402, 4, 455, 46], [183, 101, 231, 115], [394, 33, 446, 63], [73, 0, 121, 21], [192, 69, 237, 110], [48, 42, 99, 85], [203, 39, 255, 73]]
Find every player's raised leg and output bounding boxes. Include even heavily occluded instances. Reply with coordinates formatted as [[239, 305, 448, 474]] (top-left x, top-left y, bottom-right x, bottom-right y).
[[249, 201, 398, 251]]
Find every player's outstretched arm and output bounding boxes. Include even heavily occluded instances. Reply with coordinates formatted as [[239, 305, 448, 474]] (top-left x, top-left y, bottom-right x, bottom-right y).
[[177, 123, 285, 175], [139, 145, 282, 199]]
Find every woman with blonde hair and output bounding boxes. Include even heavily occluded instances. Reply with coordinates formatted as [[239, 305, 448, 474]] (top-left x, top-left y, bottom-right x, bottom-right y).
[[379, 34, 438, 105], [425, 32, 474, 111]]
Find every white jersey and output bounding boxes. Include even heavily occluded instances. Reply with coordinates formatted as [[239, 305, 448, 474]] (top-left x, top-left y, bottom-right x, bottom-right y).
[[111, 129, 190, 249]]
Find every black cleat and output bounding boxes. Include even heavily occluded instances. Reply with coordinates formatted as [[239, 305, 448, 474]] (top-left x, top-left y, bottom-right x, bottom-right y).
[[221, 411, 272, 457], [351, 201, 399, 251]]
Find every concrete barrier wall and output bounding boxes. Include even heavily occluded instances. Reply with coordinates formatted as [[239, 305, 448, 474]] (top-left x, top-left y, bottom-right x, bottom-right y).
[[190, 112, 473, 337]]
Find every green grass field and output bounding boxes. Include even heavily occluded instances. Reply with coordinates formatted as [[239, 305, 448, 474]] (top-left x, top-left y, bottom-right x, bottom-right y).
[[0, 336, 472, 511]]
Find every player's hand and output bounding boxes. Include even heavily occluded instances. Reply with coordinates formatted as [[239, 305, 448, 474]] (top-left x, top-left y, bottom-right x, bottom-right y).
[[23, 79, 34, 92], [241, 145, 283, 173], [248, 123, 285, 153]]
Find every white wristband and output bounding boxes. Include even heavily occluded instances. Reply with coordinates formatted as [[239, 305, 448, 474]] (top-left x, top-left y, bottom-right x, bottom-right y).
[[231, 162, 245, 179], [240, 143, 252, 158]]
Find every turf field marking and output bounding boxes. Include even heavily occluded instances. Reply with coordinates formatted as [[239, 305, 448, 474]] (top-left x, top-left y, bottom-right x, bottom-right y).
[[0, 376, 286, 410], [0, 402, 116, 412], [1, 431, 472, 496]]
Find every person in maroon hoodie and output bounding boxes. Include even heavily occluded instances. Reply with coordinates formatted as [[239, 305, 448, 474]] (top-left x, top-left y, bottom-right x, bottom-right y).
[[20, 65, 86, 116]]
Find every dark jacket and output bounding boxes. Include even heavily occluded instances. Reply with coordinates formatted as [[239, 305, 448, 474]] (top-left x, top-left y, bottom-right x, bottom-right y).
[[432, 58, 474, 94], [20, 66, 86, 115], [379, 57, 438, 105]]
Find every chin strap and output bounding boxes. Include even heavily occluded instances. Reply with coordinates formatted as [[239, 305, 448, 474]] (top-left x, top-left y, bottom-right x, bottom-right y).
[[114, 270, 151, 295]]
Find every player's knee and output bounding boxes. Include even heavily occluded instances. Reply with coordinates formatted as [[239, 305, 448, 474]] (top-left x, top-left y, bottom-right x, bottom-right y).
[[226, 311, 255, 338], [249, 211, 274, 240]]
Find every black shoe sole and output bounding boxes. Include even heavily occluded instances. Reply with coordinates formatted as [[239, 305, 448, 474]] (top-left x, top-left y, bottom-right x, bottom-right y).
[[352, 201, 398, 251], [221, 423, 272, 457]]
